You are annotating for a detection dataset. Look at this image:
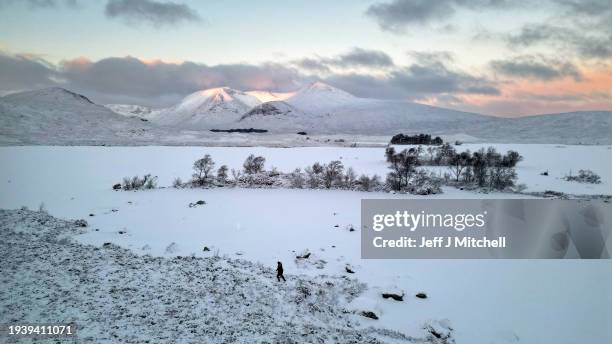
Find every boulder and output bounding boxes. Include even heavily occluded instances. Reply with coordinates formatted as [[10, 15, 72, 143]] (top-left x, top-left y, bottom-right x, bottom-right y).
[[382, 292, 404, 301], [360, 311, 378, 320]]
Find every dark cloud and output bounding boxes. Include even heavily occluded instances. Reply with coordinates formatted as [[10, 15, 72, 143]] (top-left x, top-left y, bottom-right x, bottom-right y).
[[336, 48, 395, 68], [326, 58, 499, 100], [507, 24, 612, 59], [505, 1, 612, 59], [365, 0, 515, 32], [0, 52, 57, 92], [491, 56, 583, 81], [0, 50, 498, 106], [293, 58, 332, 73], [293, 48, 394, 73], [58, 57, 301, 106], [104, 0, 200, 27], [0, 52, 303, 106]]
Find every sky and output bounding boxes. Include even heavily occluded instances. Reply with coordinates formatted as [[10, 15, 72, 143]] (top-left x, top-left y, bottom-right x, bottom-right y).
[[0, 0, 611, 116]]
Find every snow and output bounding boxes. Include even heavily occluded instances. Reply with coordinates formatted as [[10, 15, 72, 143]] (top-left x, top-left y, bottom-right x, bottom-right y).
[[1, 209, 425, 343], [152, 87, 262, 128], [105, 104, 158, 119], [2, 86, 611, 144], [0, 87, 169, 145], [246, 90, 295, 103], [285, 81, 358, 113], [1, 145, 610, 343]]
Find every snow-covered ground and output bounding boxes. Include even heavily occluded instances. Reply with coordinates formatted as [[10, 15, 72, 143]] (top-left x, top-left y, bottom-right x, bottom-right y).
[[1, 145, 611, 343]]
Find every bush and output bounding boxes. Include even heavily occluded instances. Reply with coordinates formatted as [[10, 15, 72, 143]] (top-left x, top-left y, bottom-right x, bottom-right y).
[[390, 133, 443, 145], [217, 165, 228, 183], [289, 168, 305, 188], [192, 154, 215, 186], [243, 154, 265, 174], [322, 160, 344, 188], [565, 169, 601, 184], [172, 177, 183, 188], [121, 174, 157, 190]]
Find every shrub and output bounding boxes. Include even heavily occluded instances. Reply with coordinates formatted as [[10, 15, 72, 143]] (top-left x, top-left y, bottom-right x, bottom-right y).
[[243, 154, 265, 174], [323, 160, 344, 188], [172, 177, 183, 188], [121, 174, 157, 190], [289, 168, 305, 188], [390, 133, 443, 145], [565, 169, 601, 184], [217, 165, 228, 183], [192, 154, 215, 186]]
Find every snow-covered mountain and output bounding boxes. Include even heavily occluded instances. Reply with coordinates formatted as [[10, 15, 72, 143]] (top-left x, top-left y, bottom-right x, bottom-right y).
[[105, 104, 157, 120], [153, 87, 261, 128], [0, 87, 162, 145], [285, 81, 357, 113], [2, 85, 610, 144], [240, 101, 302, 120], [246, 90, 294, 103]]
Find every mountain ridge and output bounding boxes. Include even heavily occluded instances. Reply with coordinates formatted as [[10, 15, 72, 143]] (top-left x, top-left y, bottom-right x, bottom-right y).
[[2, 84, 611, 144]]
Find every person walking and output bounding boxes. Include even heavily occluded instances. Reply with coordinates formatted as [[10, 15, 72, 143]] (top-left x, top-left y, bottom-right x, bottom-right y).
[[276, 261, 286, 282]]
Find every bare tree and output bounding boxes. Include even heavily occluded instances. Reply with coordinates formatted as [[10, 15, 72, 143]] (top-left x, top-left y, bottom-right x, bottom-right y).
[[231, 168, 242, 184], [243, 154, 266, 174], [289, 168, 305, 188], [193, 154, 215, 186], [217, 165, 228, 183], [322, 160, 344, 188], [344, 167, 357, 189]]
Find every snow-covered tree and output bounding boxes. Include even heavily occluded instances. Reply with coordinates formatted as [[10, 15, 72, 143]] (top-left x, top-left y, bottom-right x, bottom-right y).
[[193, 154, 215, 186], [243, 154, 265, 174]]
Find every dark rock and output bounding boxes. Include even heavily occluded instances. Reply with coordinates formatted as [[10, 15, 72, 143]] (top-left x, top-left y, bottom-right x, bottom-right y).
[[296, 252, 311, 259], [210, 128, 267, 133], [297, 131, 307, 135], [334, 225, 339, 228], [196, 200, 206, 205], [382, 293, 404, 301], [102, 242, 112, 248], [360, 311, 378, 320], [89, 213, 95, 217], [112, 183, 122, 190], [74, 219, 88, 227], [203, 246, 210, 252], [345, 266, 355, 274], [415, 292, 427, 299], [118, 231, 126, 235]]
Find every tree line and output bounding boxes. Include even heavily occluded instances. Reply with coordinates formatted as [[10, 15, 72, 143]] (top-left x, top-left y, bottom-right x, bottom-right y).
[[386, 143, 522, 190]]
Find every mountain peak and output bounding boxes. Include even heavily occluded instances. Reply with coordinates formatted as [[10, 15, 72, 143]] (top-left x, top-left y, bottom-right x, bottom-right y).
[[302, 81, 344, 93], [3, 87, 94, 105], [286, 81, 357, 112]]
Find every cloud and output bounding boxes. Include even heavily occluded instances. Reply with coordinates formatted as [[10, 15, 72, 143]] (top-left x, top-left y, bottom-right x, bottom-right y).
[[293, 58, 332, 73], [335, 48, 395, 68], [506, 23, 612, 59], [504, 1, 612, 60], [0, 52, 57, 92], [365, 0, 515, 32], [56, 56, 302, 106], [0, 52, 302, 106], [293, 48, 394, 73], [491, 56, 583, 81], [4, 50, 610, 116], [104, 0, 201, 27], [326, 57, 499, 100]]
